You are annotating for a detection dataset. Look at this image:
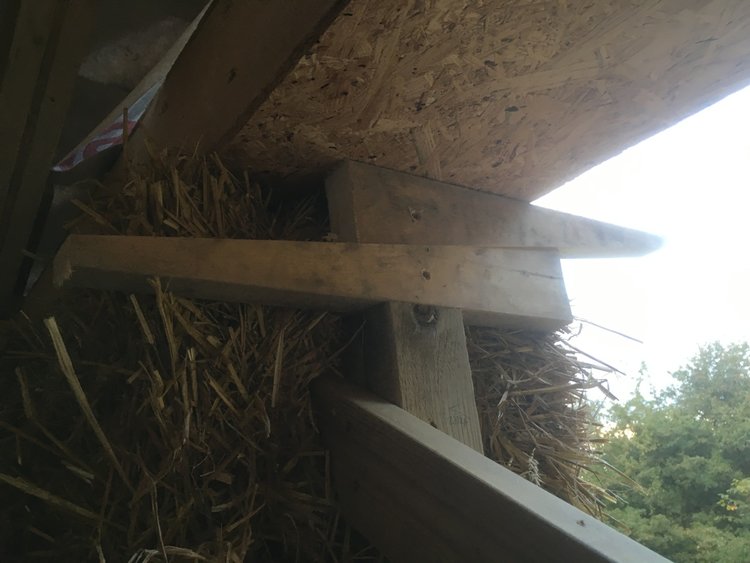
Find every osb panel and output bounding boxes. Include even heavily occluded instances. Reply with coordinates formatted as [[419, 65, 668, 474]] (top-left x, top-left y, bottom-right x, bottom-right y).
[[232, 0, 750, 201]]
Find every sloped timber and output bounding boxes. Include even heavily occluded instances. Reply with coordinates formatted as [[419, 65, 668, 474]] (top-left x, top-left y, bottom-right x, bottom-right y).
[[126, 0, 349, 163], [53, 235, 572, 331], [313, 375, 670, 563], [0, 0, 96, 317]]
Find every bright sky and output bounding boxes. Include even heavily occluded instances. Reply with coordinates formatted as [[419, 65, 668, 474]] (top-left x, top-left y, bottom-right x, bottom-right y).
[[534, 85, 750, 402]]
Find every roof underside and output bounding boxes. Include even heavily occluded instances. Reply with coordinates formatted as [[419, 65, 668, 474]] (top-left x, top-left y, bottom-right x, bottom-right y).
[[230, 0, 750, 201]]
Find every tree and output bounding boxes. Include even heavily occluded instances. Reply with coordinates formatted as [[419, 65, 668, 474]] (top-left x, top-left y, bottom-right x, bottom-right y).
[[597, 342, 750, 562]]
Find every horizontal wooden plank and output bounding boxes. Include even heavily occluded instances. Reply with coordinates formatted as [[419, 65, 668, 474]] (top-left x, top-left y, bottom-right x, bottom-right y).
[[326, 160, 661, 258], [53, 235, 572, 330], [313, 375, 669, 563]]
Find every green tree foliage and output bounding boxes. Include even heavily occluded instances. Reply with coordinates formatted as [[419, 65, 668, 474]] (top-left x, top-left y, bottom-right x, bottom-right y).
[[598, 342, 750, 562]]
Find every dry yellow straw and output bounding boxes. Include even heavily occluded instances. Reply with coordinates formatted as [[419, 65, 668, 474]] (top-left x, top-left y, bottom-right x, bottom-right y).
[[130, 294, 155, 345], [272, 327, 285, 408], [0, 472, 100, 521], [43, 316, 133, 491]]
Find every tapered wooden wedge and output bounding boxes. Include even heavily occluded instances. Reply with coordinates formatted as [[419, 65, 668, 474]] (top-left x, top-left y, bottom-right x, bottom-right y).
[[327, 160, 662, 259]]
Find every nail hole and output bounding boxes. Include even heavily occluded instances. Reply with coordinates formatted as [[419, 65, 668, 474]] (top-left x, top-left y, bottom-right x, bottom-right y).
[[409, 208, 422, 221], [422, 270, 431, 280]]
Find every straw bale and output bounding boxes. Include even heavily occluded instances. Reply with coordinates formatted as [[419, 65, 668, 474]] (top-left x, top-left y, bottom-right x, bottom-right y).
[[467, 325, 613, 515], [1, 154, 378, 561], [0, 153, 610, 561]]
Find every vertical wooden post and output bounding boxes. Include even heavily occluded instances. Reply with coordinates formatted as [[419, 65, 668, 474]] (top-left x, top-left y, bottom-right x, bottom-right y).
[[325, 162, 484, 452], [364, 302, 483, 451]]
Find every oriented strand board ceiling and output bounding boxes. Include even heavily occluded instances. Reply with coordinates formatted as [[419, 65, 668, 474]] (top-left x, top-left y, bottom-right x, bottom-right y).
[[232, 0, 750, 201]]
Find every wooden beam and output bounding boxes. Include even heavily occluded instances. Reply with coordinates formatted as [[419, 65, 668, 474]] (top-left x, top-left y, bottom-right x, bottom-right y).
[[326, 161, 486, 451], [326, 160, 661, 258], [127, 0, 349, 163], [313, 375, 669, 563], [363, 302, 484, 452], [0, 0, 97, 317], [53, 235, 572, 330]]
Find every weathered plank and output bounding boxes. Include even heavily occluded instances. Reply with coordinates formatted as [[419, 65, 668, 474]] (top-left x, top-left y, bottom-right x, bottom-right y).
[[53, 235, 572, 330], [0, 0, 97, 317], [363, 302, 484, 452], [326, 160, 661, 258], [313, 375, 670, 563], [127, 0, 349, 163]]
